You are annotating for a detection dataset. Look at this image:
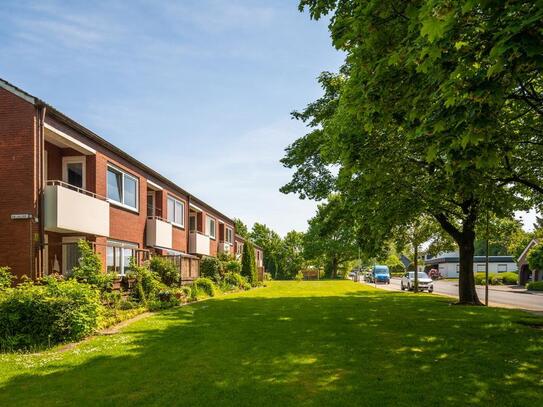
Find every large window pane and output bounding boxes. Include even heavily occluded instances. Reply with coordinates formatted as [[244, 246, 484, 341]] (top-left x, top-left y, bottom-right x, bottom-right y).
[[64, 243, 80, 276], [175, 201, 183, 225], [122, 248, 134, 276], [167, 198, 175, 223], [124, 176, 137, 209], [67, 163, 83, 188], [107, 168, 122, 202]]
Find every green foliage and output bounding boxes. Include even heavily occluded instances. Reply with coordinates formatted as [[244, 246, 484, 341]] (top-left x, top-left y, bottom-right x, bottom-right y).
[[282, 0, 542, 303], [303, 196, 359, 279], [0, 279, 101, 351], [223, 272, 248, 290], [149, 256, 179, 287], [474, 272, 518, 286], [241, 241, 258, 285], [527, 281, 543, 291], [224, 260, 241, 274], [264, 272, 273, 281], [71, 240, 115, 292], [294, 271, 304, 281], [233, 218, 250, 239], [527, 244, 543, 273], [129, 259, 162, 304], [191, 277, 216, 299], [200, 256, 222, 282], [0, 266, 13, 289]]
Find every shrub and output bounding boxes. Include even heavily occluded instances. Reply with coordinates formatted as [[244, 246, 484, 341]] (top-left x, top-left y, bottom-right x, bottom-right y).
[[0, 267, 13, 289], [71, 240, 115, 292], [224, 260, 242, 274], [150, 256, 179, 286], [264, 272, 272, 281], [200, 256, 222, 282], [527, 281, 543, 291], [191, 277, 216, 299], [223, 272, 247, 289], [295, 271, 304, 281], [129, 259, 162, 304], [241, 241, 258, 285], [475, 272, 518, 285], [493, 272, 518, 285], [0, 279, 102, 351]]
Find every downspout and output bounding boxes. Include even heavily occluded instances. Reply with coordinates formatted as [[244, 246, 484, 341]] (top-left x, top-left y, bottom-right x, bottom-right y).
[[37, 103, 46, 279], [187, 194, 191, 253]]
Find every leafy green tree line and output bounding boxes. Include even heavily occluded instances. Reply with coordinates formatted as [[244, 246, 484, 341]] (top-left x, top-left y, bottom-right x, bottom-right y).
[[281, 0, 543, 304]]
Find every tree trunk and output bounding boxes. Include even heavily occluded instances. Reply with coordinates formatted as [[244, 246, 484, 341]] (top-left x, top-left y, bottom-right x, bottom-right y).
[[434, 204, 482, 306], [457, 230, 482, 305], [331, 257, 338, 279]]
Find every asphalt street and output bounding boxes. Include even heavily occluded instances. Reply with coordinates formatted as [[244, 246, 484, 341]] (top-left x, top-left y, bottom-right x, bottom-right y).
[[362, 277, 543, 312]]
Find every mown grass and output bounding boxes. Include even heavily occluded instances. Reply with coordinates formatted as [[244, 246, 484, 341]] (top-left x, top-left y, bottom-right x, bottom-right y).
[[0, 281, 542, 406]]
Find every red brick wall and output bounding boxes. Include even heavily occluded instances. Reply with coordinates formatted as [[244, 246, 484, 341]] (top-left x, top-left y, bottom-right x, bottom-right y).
[[0, 89, 37, 280]]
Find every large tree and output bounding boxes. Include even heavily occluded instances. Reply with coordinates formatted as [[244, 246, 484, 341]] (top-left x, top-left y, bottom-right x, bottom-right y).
[[282, 1, 540, 304], [250, 223, 284, 278], [303, 196, 359, 279]]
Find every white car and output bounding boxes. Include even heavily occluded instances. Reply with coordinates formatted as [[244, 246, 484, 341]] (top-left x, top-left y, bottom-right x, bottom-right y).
[[401, 272, 434, 292]]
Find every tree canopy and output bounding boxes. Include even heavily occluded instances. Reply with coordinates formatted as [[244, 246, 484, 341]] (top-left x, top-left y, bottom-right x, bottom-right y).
[[282, 0, 541, 303]]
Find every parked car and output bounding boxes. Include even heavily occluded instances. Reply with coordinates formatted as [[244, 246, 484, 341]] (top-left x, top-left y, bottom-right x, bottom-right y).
[[401, 272, 434, 292], [367, 265, 390, 284]]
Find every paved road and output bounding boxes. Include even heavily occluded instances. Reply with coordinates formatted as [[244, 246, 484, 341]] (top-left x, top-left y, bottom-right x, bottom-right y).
[[362, 278, 543, 312]]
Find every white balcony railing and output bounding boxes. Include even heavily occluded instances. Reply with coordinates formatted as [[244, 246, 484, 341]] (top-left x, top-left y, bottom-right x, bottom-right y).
[[146, 217, 173, 249], [189, 231, 210, 256], [44, 181, 109, 236]]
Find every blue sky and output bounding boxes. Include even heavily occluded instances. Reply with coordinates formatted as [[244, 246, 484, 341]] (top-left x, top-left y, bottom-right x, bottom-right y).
[[0, 0, 344, 236]]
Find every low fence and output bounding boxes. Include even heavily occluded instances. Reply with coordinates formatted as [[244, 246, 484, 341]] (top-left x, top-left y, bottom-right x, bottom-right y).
[[161, 254, 200, 285]]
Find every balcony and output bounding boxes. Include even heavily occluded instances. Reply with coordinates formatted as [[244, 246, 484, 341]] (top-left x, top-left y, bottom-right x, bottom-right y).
[[189, 231, 210, 256], [44, 180, 109, 236], [218, 241, 232, 254], [146, 217, 173, 249]]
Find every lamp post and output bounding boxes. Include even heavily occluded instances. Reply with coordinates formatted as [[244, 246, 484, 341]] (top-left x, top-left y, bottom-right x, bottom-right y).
[[414, 243, 419, 293], [485, 211, 490, 306]]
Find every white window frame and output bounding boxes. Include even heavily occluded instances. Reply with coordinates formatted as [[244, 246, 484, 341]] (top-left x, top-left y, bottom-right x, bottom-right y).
[[497, 264, 507, 273], [206, 216, 216, 239], [167, 195, 185, 228], [107, 164, 139, 212], [106, 240, 138, 276], [476, 264, 485, 272], [225, 227, 233, 244], [62, 156, 86, 189], [62, 236, 84, 276]]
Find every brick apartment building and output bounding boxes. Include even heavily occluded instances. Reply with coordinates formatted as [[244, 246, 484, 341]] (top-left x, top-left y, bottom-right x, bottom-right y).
[[0, 78, 264, 282]]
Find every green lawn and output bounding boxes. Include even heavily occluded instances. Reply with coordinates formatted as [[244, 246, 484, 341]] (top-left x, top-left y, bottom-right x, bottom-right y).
[[0, 281, 542, 406]]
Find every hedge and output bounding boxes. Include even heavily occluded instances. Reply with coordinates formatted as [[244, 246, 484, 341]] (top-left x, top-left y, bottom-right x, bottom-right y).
[[0, 279, 102, 351], [527, 281, 543, 291]]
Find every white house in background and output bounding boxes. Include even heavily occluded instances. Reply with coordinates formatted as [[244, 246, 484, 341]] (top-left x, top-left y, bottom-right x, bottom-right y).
[[424, 252, 518, 278]]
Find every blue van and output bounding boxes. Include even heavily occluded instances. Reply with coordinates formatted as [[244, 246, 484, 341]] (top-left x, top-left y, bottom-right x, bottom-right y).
[[370, 265, 390, 284]]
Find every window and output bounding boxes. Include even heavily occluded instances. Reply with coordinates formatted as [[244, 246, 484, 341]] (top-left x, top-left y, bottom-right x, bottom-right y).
[[63, 156, 86, 189], [236, 242, 243, 255], [189, 215, 196, 231], [476, 264, 485, 272], [62, 237, 84, 276], [225, 227, 233, 244], [107, 165, 139, 210], [167, 196, 185, 227], [497, 264, 507, 273], [206, 216, 216, 239], [106, 241, 138, 276]]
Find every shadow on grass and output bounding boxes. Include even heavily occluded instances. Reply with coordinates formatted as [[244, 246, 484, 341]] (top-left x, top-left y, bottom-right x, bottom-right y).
[[0, 283, 542, 406]]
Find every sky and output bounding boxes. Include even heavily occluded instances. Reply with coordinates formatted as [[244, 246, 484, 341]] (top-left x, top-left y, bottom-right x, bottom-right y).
[[0, 0, 344, 236], [0, 1, 537, 235]]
